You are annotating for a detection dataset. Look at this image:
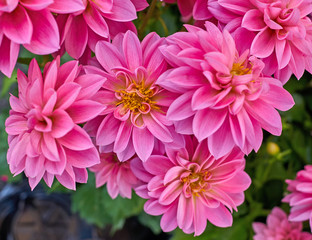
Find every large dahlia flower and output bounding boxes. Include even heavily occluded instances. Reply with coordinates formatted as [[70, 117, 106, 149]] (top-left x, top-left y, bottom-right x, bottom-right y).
[[253, 207, 312, 240], [54, 0, 148, 60], [84, 30, 183, 162], [89, 152, 139, 199], [209, 0, 312, 83], [283, 165, 312, 232], [5, 57, 105, 190], [158, 22, 294, 159], [0, 0, 80, 77], [131, 136, 251, 236]]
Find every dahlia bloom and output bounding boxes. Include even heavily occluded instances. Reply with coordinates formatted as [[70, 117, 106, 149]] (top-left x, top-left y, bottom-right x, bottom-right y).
[[0, 0, 84, 77], [5, 57, 105, 190], [283, 165, 312, 232], [89, 152, 139, 199], [161, 0, 212, 21], [253, 207, 312, 240], [158, 22, 294, 159], [84, 30, 184, 162], [209, 0, 312, 83], [131, 136, 251, 236], [54, 0, 148, 60]]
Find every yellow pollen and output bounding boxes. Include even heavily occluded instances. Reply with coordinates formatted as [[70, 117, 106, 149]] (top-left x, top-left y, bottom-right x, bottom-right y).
[[116, 80, 160, 113], [182, 171, 210, 197], [230, 62, 252, 76]]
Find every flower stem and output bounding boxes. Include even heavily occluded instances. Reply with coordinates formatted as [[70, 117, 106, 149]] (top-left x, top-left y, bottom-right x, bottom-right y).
[[138, 0, 158, 39]]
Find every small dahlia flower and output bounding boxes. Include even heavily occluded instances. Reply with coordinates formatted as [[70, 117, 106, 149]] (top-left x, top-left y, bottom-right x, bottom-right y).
[[5, 57, 105, 190], [89, 152, 138, 199], [54, 0, 148, 60], [253, 207, 312, 240], [209, 0, 312, 83], [84, 31, 183, 162], [131, 136, 251, 236], [0, 0, 75, 77], [283, 165, 312, 232], [159, 22, 294, 159], [161, 0, 212, 22]]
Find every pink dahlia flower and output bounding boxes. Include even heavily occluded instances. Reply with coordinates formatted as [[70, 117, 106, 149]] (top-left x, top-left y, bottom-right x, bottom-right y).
[[253, 207, 312, 240], [158, 22, 294, 159], [131, 136, 251, 236], [54, 0, 148, 60], [89, 152, 139, 199], [5, 57, 105, 190], [209, 0, 312, 83], [84, 30, 184, 162], [283, 165, 312, 232], [0, 0, 84, 77], [161, 0, 212, 21]]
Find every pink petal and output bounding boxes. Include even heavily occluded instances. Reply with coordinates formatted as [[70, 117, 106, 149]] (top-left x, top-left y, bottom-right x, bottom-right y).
[[58, 125, 94, 150], [2, 5, 33, 44], [42, 133, 59, 161], [167, 91, 195, 121], [143, 114, 173, 143], [75, 74, 106, 100], [250, 28, 275, 58], [193, 0, 212, 20], [56, 165, 76, 190], [131, 0, 149, 11], [144, 200, 168, 215], [66, 100, 105, 123], [65, 147, 100, 168], [114, 121, 133, 153], [104, 0, 137, 21], [245, 99, 282, 136], [242, 9, 266, 31], [23, 9, 59, 54], [275, 39, 291, 69], [0, 36, 19, 77], [122, 30, 142, 70], [65, 14, 88, 59], [261, 80, 294, 111], [20, 0, 53, 11], [205, 205, 233, 227], [193, 198, 208, 236], [50, 109, 75, 138], [132, 127, 154, 161], [55, 82, 81, 109], [48, 0, 85, 13], [95, 40, 126, 72], [208, 117, 235, 159], [177, 194, 194, 230], [193, 108, 227, 141], [159, 180, 182, 205], [83, 4, 109, 38], [160, 204, 178, 232], [144, 155, 174, 176], [96, 115, 120, 146]]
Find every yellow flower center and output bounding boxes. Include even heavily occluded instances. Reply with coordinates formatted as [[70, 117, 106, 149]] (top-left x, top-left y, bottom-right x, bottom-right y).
[[182, 171, 211, 197], [230, 62, 252, 76], [116, 80, 159, 114]]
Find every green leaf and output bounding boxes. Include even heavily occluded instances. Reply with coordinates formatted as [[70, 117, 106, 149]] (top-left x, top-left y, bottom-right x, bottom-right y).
[[72, 173, 145, 230], [1, 70, 17, 97]]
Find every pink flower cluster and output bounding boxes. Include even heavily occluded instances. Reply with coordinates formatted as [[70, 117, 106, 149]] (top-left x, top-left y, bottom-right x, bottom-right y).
[[284, 165, 312, 232], [132, 136, 251, 236], [253, 207, 312, 240], [4, 0, 304, 237], [0, 0, 148, 77]]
